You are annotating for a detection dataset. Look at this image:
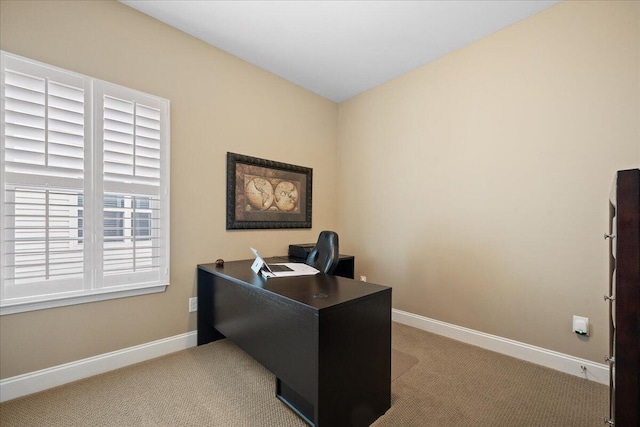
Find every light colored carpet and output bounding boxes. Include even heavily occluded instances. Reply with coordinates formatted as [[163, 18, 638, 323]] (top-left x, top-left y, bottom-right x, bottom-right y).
[[391, 349, 418, 381], [0, 322, 607, 426]]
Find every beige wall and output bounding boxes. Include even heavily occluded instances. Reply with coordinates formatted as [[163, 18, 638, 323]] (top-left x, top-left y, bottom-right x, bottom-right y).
[[0, 0, 339, 378], [338, 0, 639, 362]]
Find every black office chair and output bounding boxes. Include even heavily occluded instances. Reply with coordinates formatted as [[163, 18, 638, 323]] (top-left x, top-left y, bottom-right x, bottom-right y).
[[306, 231, 340, 274]]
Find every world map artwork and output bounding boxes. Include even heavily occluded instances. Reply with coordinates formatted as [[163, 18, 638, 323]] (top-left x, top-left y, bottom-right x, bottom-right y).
[[228, 152, 311, 229], [245, 175, 300, 213]]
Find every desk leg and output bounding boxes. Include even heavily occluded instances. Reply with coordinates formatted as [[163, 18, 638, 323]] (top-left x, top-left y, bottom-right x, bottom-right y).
[[197, 268, 226, 345]]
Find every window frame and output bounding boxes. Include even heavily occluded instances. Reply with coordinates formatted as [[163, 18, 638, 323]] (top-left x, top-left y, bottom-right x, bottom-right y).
[[0, 51, 170, 315]]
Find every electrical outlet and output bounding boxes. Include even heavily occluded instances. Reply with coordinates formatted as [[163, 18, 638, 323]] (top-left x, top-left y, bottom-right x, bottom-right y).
[[189, 297, 197, 313], [572, 315, 589, 336], [360, 275, 367, 282]]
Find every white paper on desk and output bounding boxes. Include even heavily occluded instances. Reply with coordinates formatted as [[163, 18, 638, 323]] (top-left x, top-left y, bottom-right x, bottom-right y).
[[261, 263, 319, 278]]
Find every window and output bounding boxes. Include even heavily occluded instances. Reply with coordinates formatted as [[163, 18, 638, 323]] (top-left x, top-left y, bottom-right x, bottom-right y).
[[0, 51, 170, 314]]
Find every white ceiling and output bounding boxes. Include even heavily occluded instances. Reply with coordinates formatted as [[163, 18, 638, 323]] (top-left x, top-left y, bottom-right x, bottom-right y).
[[120, 0, 561, 103]]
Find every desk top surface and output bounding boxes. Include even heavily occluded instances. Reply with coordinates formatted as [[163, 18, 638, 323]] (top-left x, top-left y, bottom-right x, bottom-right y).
[[198, 258, 390, 312]]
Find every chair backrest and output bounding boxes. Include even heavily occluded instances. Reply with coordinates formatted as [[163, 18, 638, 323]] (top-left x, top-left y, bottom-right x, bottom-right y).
[[305, 231, 340, 274]]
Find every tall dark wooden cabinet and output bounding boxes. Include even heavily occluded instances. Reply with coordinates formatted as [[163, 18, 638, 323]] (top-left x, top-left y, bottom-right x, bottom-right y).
[[605, 168, 640, 426]]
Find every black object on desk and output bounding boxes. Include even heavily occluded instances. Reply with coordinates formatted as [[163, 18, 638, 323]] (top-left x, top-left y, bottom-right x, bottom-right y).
[[289, 246, 355, 280], [197, 258, 391, 427], [289, 243, 316, 259]]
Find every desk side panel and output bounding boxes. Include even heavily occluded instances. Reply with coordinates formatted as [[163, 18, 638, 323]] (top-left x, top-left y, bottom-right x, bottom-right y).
[[333, 257, 355, 279], [197, 268, 226, 345], [211, 273, 319, 405], [317, 289, 392, 427]]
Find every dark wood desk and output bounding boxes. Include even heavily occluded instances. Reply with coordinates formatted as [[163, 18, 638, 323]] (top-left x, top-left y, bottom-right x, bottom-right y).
[[197, 259, 391, 427]]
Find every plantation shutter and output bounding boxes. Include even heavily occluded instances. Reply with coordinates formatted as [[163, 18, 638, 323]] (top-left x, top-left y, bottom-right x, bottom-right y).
[[1, 54, 91, 300], [4, 69, 85, 180], [1, 51, 169, 314], [95, 82, 169, 288]]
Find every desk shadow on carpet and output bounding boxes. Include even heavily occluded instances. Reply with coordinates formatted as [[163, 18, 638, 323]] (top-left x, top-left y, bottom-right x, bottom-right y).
[[391, 348, 418, 381]]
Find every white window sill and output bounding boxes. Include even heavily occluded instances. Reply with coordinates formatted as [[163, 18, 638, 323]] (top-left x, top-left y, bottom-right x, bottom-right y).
[[0, 284, 168, 316]]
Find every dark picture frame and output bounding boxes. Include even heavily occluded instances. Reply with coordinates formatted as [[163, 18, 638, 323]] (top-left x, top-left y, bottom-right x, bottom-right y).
[[226, 152, 312, 229]]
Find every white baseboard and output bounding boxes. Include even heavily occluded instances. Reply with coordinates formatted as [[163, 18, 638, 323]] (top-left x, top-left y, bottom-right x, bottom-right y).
[[1, 311, 609, 403], [0, 331, 198, 403], [392, 309, 609, 385]]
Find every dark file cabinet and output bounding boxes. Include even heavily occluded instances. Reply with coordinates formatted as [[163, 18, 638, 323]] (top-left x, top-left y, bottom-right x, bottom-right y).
[[605, 169, 640, 426]]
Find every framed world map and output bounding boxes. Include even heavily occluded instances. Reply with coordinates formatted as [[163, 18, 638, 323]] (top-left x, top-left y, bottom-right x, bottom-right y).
[[226, 152, 312, 229]]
